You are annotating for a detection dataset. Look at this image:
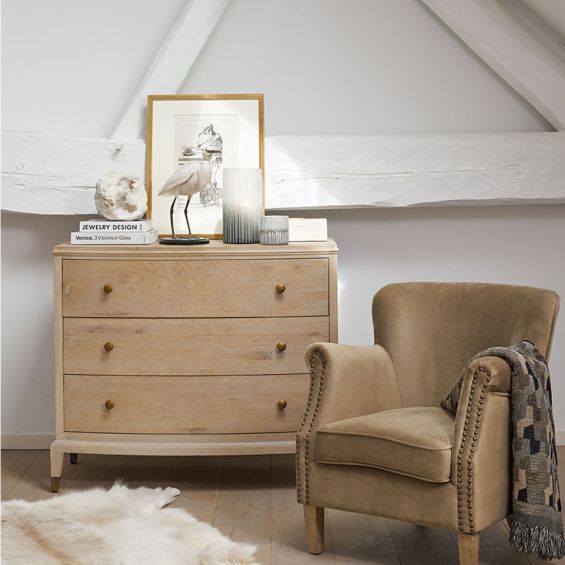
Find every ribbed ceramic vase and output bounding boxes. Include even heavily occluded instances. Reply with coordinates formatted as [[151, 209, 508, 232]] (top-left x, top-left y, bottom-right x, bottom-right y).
[[260, 216, 289, 245]]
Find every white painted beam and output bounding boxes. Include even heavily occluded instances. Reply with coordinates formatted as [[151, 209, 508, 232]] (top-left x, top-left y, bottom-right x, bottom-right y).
[[420, 0, 565, 130], [3, 131, 564, 214], [1, 132, 145, 215], [110, 0, 230, 141], [265, 133, 565, 209]]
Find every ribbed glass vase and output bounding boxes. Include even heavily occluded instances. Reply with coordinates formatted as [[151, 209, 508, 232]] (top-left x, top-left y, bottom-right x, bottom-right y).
[[222, 168, 262, 244]]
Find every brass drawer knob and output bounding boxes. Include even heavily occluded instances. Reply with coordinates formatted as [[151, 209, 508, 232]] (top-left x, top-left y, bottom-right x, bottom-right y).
[[104, 400, 115, 410], [104, 342, 114, 352], [103, 283, 113, 294], [277, 399, 288, 410], [276, 342, 287, 352], [275, 283, 286, 294]]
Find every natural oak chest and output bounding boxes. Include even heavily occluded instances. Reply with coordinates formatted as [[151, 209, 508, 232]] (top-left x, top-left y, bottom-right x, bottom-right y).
[[51, 240, 338, 491]]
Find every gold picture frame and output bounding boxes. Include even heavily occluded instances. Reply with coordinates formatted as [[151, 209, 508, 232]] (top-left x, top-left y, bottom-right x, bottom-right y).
[[146, 94, 265, 239]]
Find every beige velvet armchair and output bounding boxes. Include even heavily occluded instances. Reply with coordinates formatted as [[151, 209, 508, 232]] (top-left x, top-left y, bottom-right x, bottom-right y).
[[296, 282, 559, 565]]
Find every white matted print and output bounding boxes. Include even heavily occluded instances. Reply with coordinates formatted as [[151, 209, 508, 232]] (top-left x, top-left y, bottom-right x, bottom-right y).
[[147, 95, 264, 238]]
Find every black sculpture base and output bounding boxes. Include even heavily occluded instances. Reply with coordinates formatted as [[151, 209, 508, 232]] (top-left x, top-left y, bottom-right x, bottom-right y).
[[159, 236, 210, 246]]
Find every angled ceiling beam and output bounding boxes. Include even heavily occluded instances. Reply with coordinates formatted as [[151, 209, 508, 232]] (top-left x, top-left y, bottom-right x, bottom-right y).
[[110, 0, 230, 141], [421, 0, 565, 130]]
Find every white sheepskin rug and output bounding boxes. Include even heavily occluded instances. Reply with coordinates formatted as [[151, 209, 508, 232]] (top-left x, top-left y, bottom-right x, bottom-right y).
[[1, 483, 258, 565]]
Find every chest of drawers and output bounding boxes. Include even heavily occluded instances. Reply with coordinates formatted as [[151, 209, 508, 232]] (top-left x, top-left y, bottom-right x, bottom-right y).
[[50, 240, 338, 491]]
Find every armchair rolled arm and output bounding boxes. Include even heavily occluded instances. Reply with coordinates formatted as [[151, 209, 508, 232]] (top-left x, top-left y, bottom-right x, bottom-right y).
[[451, 356, 512, 533], [296, 342, 401, 504], [302, 342, 401, 433]]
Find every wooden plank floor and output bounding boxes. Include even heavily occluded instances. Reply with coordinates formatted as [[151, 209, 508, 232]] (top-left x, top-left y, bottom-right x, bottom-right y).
[[2, 449, 564, 564]]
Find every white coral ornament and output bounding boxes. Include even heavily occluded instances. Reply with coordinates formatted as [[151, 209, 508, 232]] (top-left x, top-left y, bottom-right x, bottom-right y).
[[94, 172, 147, 221]]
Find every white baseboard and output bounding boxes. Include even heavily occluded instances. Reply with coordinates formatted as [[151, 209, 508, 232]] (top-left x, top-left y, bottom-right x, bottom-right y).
[[3, 432, 565, 449], [2, 434, 54, 449]]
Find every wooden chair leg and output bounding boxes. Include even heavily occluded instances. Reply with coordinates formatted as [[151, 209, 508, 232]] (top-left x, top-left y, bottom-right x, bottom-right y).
[[458, 532, 479, 565], [303, 505, 324, 554]]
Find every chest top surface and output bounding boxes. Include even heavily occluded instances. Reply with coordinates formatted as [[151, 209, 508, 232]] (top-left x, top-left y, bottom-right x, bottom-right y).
[[53, 239, 338, 259]]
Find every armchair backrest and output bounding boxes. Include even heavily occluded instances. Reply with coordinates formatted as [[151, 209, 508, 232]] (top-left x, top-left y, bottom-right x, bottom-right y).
[[372, 282, 559, 408]]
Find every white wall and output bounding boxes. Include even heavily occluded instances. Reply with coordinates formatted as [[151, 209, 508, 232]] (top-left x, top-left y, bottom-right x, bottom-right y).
[[2, 0, 565, 440], [1, 213, 89, 436]]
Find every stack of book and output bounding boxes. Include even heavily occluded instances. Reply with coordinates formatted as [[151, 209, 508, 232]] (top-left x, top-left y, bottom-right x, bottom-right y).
[[70, 219, 158, 245]]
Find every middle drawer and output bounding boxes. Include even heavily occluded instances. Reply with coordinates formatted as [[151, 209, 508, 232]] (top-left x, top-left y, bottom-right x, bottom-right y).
[[63, 317, 329, 375]]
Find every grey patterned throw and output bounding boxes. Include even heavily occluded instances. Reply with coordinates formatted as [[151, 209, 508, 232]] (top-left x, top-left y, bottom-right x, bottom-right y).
[[442, 341, 565, 561]]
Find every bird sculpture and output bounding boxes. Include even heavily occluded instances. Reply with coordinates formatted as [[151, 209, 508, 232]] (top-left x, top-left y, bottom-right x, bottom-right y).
[[158, 146, 213, 245]]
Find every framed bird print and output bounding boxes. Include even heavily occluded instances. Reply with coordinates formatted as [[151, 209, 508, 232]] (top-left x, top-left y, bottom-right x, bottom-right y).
[[146, 94, 265, 240]]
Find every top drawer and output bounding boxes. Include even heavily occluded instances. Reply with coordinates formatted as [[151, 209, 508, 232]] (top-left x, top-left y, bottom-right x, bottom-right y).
[[62, 258, 329, 318]]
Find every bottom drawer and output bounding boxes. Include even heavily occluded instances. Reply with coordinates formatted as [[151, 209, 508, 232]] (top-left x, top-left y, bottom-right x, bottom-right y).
[[64, 374, 309, 434]]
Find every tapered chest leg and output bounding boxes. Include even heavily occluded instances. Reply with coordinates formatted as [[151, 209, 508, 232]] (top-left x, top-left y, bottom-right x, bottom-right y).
[[50, 444, 64, 492], [458, 532, 480, 565], [303, 505, 325, 554]]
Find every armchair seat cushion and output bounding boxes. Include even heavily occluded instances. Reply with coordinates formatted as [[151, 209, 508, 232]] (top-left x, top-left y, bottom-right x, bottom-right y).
[[315, 407, 455, 483]]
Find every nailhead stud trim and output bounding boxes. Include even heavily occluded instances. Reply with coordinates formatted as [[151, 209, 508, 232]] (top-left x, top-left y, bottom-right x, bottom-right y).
[[456, 366, 491, 533], [305, 351, 326, 505], [296, 350, 325, 504]]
